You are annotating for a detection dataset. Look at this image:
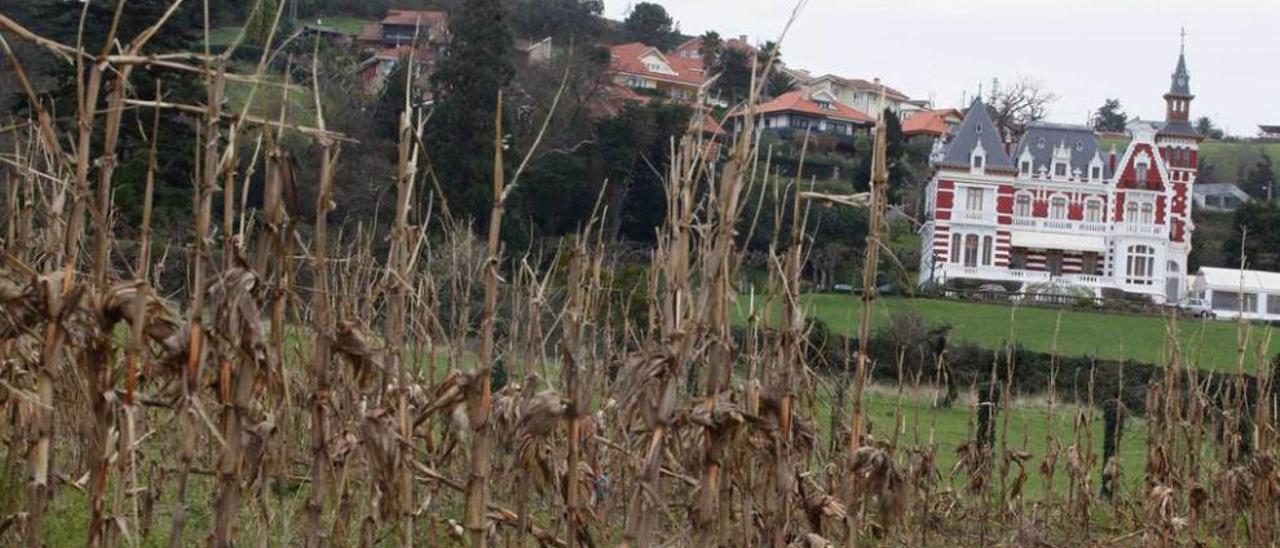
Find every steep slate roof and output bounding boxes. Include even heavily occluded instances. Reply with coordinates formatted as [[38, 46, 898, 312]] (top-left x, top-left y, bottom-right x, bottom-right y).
[[1012, 122, 1111, 178], [1168, 52, 1191, 96], [939, 99, 1013, 170], [608, 43, 707, 87], [1156, 120, 1199, 138], [737, 88, 875, 124]]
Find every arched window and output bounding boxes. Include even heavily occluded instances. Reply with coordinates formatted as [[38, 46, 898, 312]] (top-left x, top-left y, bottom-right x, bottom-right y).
[[964, 234, 979, 267], [951, 233, 962, 264], [1125, 202, 1139, 223], [1126, 245, 1156, 285], [1015, 194, 1032, 217], [1050, 196, 1068, 220], [982, 236, 994, 266], [1140, 203, 1154, 224], [1085, 199, 1103, 223]]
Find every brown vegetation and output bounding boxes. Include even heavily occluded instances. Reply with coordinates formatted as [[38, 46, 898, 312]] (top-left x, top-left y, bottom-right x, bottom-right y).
[[1, 4, 1279, 547]]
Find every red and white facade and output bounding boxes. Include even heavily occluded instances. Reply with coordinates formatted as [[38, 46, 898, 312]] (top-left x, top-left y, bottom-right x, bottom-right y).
[[919, 49, 1202, 303]]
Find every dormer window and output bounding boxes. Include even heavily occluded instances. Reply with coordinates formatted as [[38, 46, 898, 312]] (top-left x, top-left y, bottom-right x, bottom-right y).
[[1020, 160, 1031, 175], [1054, 163, 1067, 178], [1091, 166, 1101, 180], [814, 100, 833, 111], [971, 142, 986, 172], [1135, 161, 1149, 183]]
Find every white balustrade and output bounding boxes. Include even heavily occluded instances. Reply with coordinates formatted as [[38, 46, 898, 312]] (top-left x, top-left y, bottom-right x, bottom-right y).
[[956, 209, 997, 224]]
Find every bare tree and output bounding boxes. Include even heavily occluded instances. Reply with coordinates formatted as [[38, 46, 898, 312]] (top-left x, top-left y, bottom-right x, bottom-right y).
[[989, 76, 1058, 138]]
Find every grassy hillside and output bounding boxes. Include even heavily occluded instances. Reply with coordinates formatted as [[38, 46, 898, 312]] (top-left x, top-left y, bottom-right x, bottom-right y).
[[1198, 140, 1280, 184], [738, 294, 1279, 372]]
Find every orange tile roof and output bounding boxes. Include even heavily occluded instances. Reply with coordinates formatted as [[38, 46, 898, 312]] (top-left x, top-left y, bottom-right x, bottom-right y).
[[902, 110, 950, 137], [588, 84, 651, 119], [735, 89, 875, 124], [357, 23, 383, 43], [609, 42, 707, 88], [382, 10, 447, 27], [698, 112, 725, 135]]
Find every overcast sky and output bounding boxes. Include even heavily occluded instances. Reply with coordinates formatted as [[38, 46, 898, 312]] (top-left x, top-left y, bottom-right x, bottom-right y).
[[604, 0, 1277, 136]]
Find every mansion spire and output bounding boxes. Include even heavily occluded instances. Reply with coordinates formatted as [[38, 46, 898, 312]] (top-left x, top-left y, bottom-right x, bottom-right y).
[[1164, 30, 1194, 125]]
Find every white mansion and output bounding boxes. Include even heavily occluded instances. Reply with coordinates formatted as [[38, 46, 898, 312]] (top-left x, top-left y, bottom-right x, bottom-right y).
[[919, 47, 1201, 303]]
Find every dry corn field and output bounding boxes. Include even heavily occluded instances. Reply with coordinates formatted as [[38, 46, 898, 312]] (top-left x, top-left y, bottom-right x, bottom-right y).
[[2, 4, 1280, 547]]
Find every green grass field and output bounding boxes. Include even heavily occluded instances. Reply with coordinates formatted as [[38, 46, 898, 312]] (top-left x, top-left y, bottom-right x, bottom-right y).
[[305, 16, 370, 35], [737, 294, 1279, 371], [841, 388, 1148, 498], [1199, 140, 1280, 183]]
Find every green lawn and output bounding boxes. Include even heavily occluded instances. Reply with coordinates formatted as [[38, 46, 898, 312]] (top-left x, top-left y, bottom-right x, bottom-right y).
[[738, 294, 1278, 372], [840, 388, 1148, 498], [203, 26, 243, 48], [1199, 140, 1280, 183], [305, 15, 370, 35]]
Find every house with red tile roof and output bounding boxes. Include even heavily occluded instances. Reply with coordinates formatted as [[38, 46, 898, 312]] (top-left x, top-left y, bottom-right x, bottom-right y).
[[727, 87, 875, 140], [356, 45, 435, 96], [608, 42, 713, 104], [902, 108, 964, 139], [799, 73, 913, 117], [669, 35, 759, 67], [356, 10, 449, 50]]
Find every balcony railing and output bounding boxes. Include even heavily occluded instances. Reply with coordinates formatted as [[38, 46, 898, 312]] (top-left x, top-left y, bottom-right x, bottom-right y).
[[1043, 219, 1074, 231], [1007, 216, 1160, 236], [1116, 223, 1166, 236], [939, 264, 1116, 288], [954, 209, 997, 224]]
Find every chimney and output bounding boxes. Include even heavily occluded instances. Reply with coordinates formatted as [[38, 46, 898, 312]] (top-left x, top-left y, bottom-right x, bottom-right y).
[[874, 77, 881, 86], [1108, 145, 1117, 173], [739, 34, 748, 43]]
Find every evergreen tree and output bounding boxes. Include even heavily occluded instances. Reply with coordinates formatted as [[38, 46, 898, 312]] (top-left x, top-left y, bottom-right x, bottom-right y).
[[1092, 98, 1127, 132], [623, 2, 674, 47], [1243, 152, 1276, 200], [1195, 116, 1225, 139], [698, 31, 723, 66], [764, 71, 797, 99], [711, 47, 752, 105], [428, 0, 516, 226], [512, 0, 604, 44], [1223, 201, 1280, 271], [11, 0, 205, 227], [852, 109, 910, 202], [245, 0, 285, 47]]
